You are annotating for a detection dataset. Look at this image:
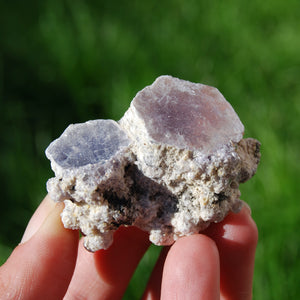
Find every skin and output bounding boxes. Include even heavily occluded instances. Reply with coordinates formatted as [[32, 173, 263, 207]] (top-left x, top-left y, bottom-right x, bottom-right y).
[[0, 195, 258, 300]]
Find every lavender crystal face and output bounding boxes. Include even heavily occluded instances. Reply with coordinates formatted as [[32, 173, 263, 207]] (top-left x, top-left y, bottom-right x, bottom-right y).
[[130, 76, 244, 153], [46, 75, 261, 252], [46, 120, 132, 169]]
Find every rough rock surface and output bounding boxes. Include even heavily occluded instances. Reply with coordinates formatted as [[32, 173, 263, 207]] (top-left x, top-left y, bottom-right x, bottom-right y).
[[46, 75, 261, 252]]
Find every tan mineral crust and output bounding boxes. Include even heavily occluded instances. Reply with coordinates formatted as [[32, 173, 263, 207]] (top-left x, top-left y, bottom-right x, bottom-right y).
[[46, 75, 261, 252]]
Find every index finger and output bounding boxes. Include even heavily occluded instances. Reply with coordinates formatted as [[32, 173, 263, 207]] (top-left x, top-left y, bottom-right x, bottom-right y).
[[64, 226, 151, 300]]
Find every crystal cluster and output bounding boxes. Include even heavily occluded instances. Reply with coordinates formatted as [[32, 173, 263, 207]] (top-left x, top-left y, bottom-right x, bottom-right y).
[[46, 75, 261, 252]]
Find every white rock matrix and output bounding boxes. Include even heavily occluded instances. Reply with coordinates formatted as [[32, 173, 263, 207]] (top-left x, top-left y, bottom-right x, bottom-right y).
[[46, 75, 261, 252]]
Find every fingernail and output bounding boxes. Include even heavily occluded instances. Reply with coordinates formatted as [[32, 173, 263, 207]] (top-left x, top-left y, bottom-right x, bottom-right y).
[[36, 203, 65, 237], [20, 202, 64, 244], [241, 201, 252, 215]]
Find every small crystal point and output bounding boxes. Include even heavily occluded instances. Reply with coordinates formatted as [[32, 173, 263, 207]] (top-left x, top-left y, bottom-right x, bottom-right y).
[[46, 119, 131, 169], [128, 75, 244, 153]]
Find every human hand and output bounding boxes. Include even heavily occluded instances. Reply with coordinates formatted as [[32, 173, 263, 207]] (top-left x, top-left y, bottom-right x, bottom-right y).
[[0, 195, 257, 300]]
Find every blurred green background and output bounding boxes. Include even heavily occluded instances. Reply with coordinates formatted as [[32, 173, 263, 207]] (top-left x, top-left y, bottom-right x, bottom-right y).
[[0, 0, 299, 298]]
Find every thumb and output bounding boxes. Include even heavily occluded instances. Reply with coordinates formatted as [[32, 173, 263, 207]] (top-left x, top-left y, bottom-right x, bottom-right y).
[[0, 196, 79, 300]]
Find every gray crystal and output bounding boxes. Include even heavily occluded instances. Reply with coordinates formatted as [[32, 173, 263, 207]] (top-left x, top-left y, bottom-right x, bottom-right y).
[[46, 120, 131, 169], [45, 120, 132, 204], [46, 75, 261, 252]]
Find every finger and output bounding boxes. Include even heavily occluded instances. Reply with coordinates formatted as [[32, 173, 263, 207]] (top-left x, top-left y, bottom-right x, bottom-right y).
[[161, 234, 220, 300], [63, 238, 102, 299], [64, 226, 151, 300], [141, 246, 169, 300], [204, 204, 258, 300], [21, 194, 56, 243], [0, 199, 79, 300]]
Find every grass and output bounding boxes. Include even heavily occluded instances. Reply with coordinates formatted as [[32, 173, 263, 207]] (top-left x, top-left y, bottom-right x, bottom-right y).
[[0, 0, 299, 298]]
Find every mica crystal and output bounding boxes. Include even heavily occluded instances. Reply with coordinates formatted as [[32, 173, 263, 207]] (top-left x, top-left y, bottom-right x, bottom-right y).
[[46, 120, 131, 169], [46, 75, 261, 252], [122, 76, 244, 153]]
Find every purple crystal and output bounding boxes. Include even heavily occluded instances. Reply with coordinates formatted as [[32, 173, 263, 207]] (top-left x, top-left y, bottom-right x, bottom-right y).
[[131, 76, 244, 153]]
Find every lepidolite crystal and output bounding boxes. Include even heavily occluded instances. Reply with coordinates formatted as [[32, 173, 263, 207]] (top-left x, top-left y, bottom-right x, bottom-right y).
[[46, 75, 261, 252]]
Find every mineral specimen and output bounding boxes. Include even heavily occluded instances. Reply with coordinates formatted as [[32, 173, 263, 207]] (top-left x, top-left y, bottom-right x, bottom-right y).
[[46, 75, 261, 252]]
